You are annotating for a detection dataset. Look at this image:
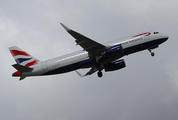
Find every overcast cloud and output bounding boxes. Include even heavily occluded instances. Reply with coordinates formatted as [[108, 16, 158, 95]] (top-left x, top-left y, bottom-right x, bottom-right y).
[[1, 0, 178, 120]]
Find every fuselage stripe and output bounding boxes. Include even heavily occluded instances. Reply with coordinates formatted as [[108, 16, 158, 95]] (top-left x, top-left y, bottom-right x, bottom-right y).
[[133, 32, 150, 37]]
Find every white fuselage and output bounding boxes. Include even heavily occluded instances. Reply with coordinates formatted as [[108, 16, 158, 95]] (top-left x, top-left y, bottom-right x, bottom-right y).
[[22, 32, 168, 77]]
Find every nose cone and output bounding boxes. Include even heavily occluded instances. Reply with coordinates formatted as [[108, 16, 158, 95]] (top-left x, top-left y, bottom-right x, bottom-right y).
[[161, 34, 169, 42]]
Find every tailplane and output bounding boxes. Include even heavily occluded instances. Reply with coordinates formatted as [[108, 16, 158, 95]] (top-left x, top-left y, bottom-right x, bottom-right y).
[[12, 64, 33, 80], [12, 64, 33, 73]]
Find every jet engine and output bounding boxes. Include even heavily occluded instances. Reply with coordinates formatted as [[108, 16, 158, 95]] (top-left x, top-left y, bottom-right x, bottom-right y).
[[104, 59, 126, 72]]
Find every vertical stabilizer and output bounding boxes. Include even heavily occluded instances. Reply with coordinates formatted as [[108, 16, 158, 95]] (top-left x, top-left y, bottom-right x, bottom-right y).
[[9, 46, 40, 80], [9, 46, 40, 67]]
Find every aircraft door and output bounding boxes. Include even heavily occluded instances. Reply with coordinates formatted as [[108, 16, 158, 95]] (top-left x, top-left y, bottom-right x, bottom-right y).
[[41, 61, 48, 71]]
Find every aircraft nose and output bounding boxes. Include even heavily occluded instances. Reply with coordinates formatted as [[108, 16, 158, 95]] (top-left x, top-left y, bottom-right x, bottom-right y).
[[162, 34, 169, 39], [161, 34, 169, 42]]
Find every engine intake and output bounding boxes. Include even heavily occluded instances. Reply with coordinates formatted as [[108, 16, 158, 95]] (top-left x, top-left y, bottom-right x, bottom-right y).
[[104, 59, 126, 72]]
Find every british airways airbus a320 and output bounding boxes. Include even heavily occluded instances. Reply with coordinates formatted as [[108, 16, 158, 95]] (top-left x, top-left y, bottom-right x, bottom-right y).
[[9, 23, 168, 80]]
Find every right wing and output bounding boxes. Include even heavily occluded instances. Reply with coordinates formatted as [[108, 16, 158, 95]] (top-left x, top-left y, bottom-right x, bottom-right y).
[[61, 23, 108, 77], [60, 23, 106, 56]]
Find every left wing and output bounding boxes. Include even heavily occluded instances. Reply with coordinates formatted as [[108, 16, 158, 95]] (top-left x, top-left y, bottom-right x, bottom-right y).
[[60, 23, 106, 56]]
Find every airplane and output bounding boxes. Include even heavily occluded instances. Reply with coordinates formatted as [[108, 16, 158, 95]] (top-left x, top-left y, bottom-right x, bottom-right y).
[[9, 23, 168, 80]]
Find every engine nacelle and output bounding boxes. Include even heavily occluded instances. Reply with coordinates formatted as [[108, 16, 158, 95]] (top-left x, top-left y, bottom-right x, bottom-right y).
[[104, 59, 126, 72], [102, 44, 123, 57]]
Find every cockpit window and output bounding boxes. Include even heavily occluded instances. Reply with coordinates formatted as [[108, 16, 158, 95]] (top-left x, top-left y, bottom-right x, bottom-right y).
[[154, 32, 159, 34]]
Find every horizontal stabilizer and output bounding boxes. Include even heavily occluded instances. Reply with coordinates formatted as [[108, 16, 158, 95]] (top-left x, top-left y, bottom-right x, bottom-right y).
[[12, 64, 33, 73], [20, 76, 27, 81]]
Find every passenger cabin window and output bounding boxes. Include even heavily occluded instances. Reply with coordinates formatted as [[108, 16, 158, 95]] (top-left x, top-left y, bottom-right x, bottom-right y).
[[154, 32, 159, 34]]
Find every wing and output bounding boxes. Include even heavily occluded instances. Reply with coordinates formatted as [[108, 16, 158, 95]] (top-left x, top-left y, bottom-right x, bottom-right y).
[[60, 23, 106, 56]]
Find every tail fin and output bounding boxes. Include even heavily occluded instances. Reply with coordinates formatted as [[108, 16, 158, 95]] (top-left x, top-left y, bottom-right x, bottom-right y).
[[9, 46, 40, 80], [9, 46, 40, 66]]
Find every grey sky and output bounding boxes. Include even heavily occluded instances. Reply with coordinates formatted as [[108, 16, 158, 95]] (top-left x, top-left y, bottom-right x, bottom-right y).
[[1, 0, 178, 120]]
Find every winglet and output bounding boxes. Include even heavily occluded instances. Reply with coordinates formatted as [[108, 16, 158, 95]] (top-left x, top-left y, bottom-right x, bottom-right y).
[[60, 23, 71, 31]]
